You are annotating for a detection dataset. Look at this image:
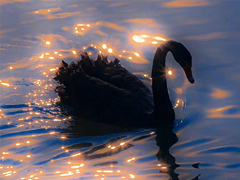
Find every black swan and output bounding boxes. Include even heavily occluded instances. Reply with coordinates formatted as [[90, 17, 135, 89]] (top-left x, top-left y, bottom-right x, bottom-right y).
[[54, 40, 194, 128]]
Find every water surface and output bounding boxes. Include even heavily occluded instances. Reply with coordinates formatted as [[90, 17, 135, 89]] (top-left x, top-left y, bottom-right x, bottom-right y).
[[0, 0, 240, 179]]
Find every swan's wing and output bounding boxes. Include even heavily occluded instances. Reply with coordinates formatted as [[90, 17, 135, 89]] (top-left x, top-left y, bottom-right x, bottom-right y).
[[54, 62, 150, 120], [54, 60, 129, 106]]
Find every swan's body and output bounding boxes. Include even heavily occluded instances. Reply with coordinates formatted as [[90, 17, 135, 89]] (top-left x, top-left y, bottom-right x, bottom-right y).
[[54, 40, 194, 128]]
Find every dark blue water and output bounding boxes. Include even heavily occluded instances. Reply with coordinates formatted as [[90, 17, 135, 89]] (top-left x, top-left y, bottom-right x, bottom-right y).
[[0, 1, 240, 179]]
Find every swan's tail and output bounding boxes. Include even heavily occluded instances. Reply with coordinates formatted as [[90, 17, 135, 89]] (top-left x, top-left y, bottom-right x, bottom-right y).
[[54, 52, 122, 85]]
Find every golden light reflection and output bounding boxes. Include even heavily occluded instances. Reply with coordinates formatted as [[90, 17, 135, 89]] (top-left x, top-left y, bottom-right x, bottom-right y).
[[71, 153, 81, 157], [79, 42, 149, 63], [0, 82, 10, 87], [133, 52, 140, 57], [39, 53, 44, 59], [32, 7, 79, 20], [46, 41, 51, 45], [102, 44, 107, 49], [211, 88, 231, 99], [163, 0, 212, 8], [132, 35, 145, 43], [108, 48, 113, 53], [140, 34, 148, 38], [132, 34, 167, 45], [154, 36, 167, 41], [120, 142, 126, 145], [50, 68, 56, 72], [74, 23, 92, 35], [72, 50, 77, 55], [60, 172, 73, 176], [129, 174, 135, 178], [70, 163, 84, 168], [207, 105, 240, 118], [175, 88, 183, 94], [127, 157, 136, 163]]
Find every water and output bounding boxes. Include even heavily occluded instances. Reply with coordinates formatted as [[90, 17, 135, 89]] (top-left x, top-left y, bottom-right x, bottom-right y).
[[0, 0, 240, 179]]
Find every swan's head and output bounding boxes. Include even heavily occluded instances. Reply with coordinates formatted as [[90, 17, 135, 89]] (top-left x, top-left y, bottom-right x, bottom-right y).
[[167, 40, 195, 84]]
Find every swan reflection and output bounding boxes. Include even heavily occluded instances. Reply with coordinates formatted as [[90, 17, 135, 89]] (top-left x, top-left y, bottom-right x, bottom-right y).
[[155, 125, 179, 179], [61, 117, 180, 179]]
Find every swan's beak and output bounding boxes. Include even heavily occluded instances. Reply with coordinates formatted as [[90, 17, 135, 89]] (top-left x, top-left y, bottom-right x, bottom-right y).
[[183, 67, 195, 84], [188, 77, 195, 84]]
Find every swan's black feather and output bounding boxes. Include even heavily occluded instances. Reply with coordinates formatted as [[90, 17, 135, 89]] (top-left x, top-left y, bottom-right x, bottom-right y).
[[54, 53, 154, 128]]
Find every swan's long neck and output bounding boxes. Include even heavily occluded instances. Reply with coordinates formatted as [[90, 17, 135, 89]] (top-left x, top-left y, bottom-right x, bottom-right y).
[[151, 43, 175, 123]]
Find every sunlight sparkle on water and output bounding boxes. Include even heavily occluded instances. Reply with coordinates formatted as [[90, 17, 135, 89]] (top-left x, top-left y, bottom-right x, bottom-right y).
[[154, 36, 167, 41], [1, 82, 10, 87], [129, 174, 135, 178], [39, 53, 44, 59], [60, 172, 73, 176], [132, 34, 167, 44], [102, 44, 107, 49], [134, 52, 140, 57], [74, 23, 91, 35], [50, 68, 56, 71], [71, 153, 81, 157], [132, 35, 145, 43], [140, 34, 148, 38], [127, 157, 136, 163]]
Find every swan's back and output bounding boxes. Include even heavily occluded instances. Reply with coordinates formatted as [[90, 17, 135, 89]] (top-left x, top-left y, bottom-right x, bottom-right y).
[[54, 53, 154, 127]]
